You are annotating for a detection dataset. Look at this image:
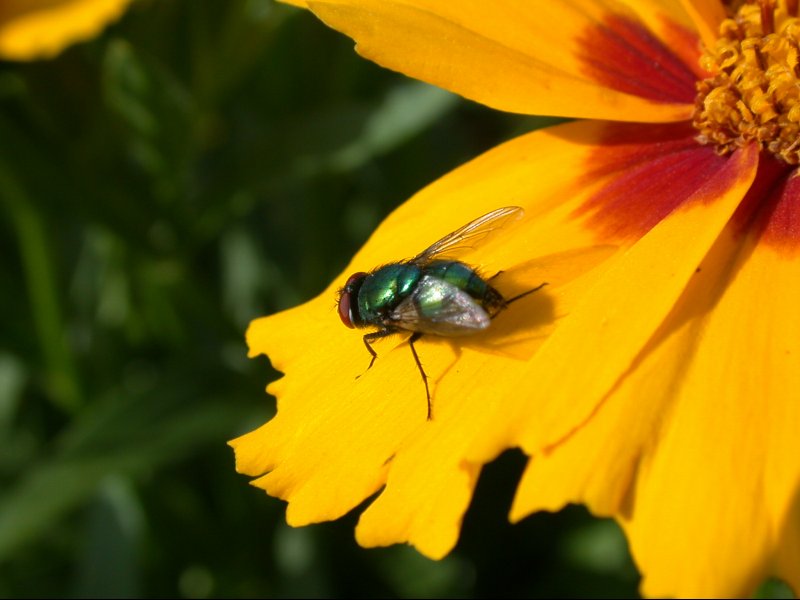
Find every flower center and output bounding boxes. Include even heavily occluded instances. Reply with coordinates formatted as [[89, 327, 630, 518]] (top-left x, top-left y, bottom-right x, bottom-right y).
[[693, 0, 800, 163]]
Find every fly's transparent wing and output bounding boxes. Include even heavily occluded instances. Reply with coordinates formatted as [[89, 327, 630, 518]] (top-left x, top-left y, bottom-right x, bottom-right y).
[[388, 275, 490, 336], [410, 206, 524, 264]]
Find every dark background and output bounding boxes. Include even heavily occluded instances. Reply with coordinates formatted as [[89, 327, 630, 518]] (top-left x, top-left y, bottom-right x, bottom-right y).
[[1, 1, 789, 597]]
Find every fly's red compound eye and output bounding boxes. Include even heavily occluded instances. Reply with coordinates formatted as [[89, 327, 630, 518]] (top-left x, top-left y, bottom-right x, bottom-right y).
[[337, 272, 366, 328], [337, 289, 354, 328]]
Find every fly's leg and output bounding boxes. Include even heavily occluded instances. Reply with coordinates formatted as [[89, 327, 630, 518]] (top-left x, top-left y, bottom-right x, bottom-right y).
[[359, 329, 395, 374], [488, 271, 547, 305], [506, 281, 548, 305], [489, 281, 548, 320], [361, 329, 432, 421], [407, 332, 432, 420], [488, 270, 504, 281]]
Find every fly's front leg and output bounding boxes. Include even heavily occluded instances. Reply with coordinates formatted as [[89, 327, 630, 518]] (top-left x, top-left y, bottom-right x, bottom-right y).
[[407, 332, 432, 420], [360, 328, 395, 372]]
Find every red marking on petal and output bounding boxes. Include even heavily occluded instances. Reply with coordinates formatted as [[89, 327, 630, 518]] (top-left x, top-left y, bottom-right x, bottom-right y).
[[733, 158, 800, 254], [575, 122, 743, 241], [762, 174, 800, 249], [581, 121, 699, 180], [577, 14, 699, 104]]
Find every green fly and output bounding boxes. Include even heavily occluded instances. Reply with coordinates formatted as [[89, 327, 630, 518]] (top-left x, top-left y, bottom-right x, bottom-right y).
[[337, 206, 546, 420]]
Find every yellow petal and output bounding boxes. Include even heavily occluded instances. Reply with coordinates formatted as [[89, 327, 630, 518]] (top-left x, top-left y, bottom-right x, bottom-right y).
[[511, 159, 800, 597], [232, 121, 767, 559], [0, 0, 133, 61], [469, 142, 759, 464], [300, 0, 699, 122], [231, 118, 642, 549], [628, 208, 800, 597], [353, 120, 729, 554]]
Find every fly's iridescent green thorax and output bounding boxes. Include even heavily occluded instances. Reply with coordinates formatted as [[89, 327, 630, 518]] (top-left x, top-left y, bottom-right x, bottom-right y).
[[356, 263, 421, 322]]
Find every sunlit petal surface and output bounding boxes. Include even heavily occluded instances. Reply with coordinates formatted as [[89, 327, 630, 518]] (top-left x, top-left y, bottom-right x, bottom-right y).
[[624, 169, 800, 598], [297, 0, 701, 121], [0, 0, 132, 60], [508, 157, 800, 598], [480, 142, 759, 460]]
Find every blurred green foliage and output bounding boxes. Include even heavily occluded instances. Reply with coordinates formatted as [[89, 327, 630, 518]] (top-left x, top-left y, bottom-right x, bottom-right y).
[[2, 0, 766, 597]]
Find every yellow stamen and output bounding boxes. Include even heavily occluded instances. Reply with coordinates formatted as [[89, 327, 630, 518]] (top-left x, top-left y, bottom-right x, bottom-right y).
[[694, 0, 800, 163]]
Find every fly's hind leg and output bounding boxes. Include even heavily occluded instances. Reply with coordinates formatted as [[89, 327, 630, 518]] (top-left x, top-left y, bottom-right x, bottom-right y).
[[506, 281, 548, 305], [488, 271, 547, 305], [489, 281, 548, 320], [407, 332, 432, 421], [488, 270, 504, 282]]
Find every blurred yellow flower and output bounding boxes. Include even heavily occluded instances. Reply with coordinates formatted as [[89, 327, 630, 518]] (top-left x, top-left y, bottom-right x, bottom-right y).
[[0, 0, 133, 61], [231, 1, 800, 597]]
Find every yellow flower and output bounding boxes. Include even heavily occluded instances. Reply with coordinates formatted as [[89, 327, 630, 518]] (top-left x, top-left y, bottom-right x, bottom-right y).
[[0, 0, 133, 61], [231, 1, 800, 597]]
